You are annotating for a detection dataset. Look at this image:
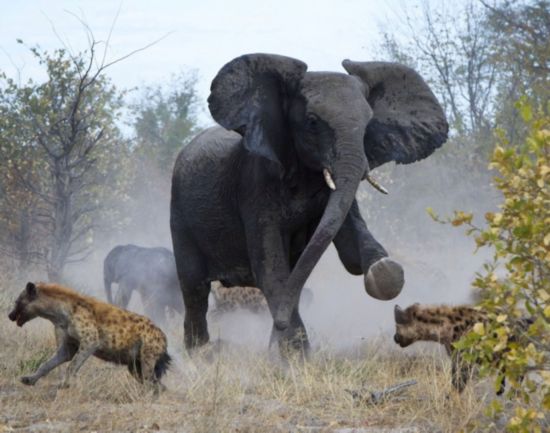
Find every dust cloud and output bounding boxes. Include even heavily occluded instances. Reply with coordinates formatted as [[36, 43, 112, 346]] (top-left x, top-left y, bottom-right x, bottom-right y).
[[302, 154, 496, 349], [61, 147, 496, 353]]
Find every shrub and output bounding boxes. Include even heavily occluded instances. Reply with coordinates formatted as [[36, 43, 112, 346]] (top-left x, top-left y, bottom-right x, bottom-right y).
[[431, 101, 549, 432]]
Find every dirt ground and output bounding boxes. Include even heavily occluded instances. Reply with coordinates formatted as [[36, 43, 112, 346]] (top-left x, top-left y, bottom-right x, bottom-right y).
[[0, 312, 502, 433], [0, 274, 515, 433]]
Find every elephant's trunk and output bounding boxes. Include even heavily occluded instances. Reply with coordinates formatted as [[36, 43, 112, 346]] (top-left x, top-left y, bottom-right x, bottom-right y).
[[274, 137, 367, 329]]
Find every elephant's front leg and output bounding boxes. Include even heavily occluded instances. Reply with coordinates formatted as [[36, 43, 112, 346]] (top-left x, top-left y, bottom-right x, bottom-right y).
[[246, 223, 309, 354], [333, 200, 404, 300]]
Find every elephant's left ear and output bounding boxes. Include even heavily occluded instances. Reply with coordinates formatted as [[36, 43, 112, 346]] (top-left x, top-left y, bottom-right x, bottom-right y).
[[208, 54, 307, 165], [343, 60, 448, 169]]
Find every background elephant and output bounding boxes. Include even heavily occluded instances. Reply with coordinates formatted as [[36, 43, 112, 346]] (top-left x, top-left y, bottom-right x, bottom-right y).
[[103, 244, 183, 325], [170, 53, 448, 352]]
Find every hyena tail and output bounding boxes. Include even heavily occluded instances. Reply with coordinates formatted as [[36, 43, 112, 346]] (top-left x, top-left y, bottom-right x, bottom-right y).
[[154, 352, 172, 379]]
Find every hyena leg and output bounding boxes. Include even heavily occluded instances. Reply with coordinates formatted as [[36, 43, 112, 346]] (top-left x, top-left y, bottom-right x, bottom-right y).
[[128, 359, 143, 382], [60, 344, 98, 388], [496, 366, 508, 395], [138, 348, 157, 385], [138, 341, 166, 396], [21, 330, 78, 386], [451, 351, 471, 393], [496, 376, 506, 396], [60, 322, 99, 388]]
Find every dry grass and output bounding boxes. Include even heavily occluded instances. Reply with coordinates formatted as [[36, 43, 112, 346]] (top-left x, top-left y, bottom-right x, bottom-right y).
[[0, 276, 501, 433]]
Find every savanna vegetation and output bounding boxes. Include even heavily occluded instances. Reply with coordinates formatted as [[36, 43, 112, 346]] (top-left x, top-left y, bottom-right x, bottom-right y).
[[0, 1, 548, 432]]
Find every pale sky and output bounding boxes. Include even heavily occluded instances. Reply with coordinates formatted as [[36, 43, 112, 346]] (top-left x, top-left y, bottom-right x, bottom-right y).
[[0, 0, 418, 120]]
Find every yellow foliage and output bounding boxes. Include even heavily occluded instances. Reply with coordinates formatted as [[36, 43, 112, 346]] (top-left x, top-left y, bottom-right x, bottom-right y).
[[472, 322, 485, 336], [445, 104, 549, 432]]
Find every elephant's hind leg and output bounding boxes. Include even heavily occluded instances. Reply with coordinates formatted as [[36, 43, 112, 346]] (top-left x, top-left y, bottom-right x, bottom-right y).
[[183, 280, 210, 350], [171, 231, 210, 351]]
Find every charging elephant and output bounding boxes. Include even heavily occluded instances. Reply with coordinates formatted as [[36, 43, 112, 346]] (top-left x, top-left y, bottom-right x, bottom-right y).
[[103, 244, 183, 325], [170, 53, 448, 352]]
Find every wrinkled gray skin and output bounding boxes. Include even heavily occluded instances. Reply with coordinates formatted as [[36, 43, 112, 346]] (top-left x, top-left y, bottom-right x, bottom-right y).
[[170, 53, 448, 353], [104, 245, 183, 325]]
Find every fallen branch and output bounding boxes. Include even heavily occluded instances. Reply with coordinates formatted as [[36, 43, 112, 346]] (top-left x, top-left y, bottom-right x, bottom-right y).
[[345, 379, 417, 405]]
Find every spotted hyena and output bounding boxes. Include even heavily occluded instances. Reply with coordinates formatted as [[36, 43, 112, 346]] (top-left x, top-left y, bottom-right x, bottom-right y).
[[210, 282, 314, 314], [8, 282, 171, 390], [393, 303, 530, 394], [210, 282, 268, 313]]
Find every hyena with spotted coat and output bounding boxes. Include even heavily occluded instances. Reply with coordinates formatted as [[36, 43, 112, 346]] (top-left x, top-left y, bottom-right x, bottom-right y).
[[210, 282, 268, 314], [210, 282, 314, 314], [393, 303, 529, 394], [8, 282, 171, 390]]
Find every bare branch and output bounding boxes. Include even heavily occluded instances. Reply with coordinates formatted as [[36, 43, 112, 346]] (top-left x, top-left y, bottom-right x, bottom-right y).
[[41, 11, 83, 78], [0, 46, 24, 85], [10, 163, 55, 205], [345, 380, 418, 405], [100, 32, 173, 71], [63, 9, 96, 51], [101, 2, 123, 69], [65, 248, 94, 264]]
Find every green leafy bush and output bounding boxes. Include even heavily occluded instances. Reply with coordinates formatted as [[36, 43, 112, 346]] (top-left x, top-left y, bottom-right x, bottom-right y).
[[431, 102, 549, 432]]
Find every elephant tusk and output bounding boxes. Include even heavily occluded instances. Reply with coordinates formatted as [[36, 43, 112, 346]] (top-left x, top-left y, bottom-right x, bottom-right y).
[[323, 168, 336, 191], [365, 173, 388, 194]]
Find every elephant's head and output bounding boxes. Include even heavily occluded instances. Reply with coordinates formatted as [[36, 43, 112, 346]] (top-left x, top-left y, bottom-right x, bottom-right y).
[[208, 54, 447, 326]]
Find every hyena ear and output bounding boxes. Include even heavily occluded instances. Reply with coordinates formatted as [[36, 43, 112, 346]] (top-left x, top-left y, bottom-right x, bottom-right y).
[[25, 282, 37, 298], [394, 305, 412, 325]]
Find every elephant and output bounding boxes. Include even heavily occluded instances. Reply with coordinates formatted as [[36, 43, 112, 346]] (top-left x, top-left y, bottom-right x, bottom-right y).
[[170, 53, 448, 353], [103, 244, 183, 325]]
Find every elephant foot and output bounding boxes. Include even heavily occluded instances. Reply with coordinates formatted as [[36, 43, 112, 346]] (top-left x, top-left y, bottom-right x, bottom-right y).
[[269, 326, 310, 359], [184, 333, 210, 352], [364, 257, 404, 300], [190, 339, 227, 363], [184, 323, 210, 352]]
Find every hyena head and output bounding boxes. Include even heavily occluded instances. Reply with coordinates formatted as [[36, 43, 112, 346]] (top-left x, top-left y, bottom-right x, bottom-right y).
[[8, 282, 40, 327], [393, 304, 420, 347]]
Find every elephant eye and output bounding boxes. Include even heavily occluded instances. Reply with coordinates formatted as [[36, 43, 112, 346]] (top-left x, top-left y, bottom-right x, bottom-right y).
[[306, 114, 319, 130]]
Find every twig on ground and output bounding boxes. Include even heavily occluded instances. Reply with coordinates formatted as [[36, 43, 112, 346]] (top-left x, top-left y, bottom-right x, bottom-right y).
[[345, 379, 418, 405]]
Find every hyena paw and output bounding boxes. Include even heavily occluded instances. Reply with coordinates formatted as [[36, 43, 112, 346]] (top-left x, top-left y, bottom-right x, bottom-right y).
[[20, 376, 37, 386]]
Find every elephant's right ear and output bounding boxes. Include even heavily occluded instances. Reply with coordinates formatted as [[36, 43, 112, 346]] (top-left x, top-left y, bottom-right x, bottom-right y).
[[208, 53, 307, 165], [343, 60, 448, 169]]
